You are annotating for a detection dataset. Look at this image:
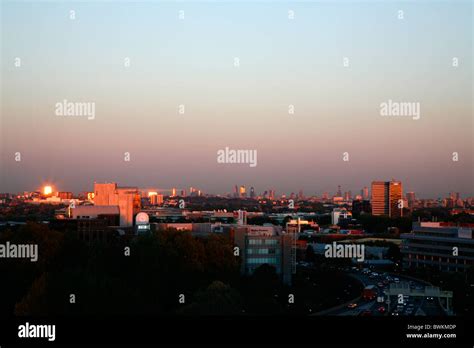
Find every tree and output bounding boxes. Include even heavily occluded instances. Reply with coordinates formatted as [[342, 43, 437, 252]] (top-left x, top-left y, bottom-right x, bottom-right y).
[[178, 281, 243, 315]]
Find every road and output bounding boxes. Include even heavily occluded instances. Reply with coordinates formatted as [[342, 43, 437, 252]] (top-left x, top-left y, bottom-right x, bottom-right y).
[[323, 268, 446, 316]]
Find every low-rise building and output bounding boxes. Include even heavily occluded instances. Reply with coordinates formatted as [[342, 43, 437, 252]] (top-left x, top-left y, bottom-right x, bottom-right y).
[[401, 222, 474, 272]]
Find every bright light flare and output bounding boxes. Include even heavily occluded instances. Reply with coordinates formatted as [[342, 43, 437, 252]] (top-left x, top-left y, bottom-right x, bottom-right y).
[[43, 185, 53, 195]]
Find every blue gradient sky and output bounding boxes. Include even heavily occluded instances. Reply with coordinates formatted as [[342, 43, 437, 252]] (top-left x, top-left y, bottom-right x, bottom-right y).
[[1, 0, 473, 197]]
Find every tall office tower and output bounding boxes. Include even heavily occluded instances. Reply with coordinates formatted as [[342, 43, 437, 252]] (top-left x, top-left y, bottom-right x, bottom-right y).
[[298, 189, 304, 200], [371, 180, 403, 218], [269, 189, 275, 200], [449, 192, 460, 201], [239, 185, 246, 198], [336, 185, 342, 197], [171, 188, 177, 197], [94, 182, 141, 227], [180, 189, 186, 197], [362, 186, 369, 200], [406, 192, 416, 208], [250, 186, 255, 199], [263, 190, 268, 198], [344, 191, 352, 201], [234, 185, 239, 198], [322, 192, 329, 200]]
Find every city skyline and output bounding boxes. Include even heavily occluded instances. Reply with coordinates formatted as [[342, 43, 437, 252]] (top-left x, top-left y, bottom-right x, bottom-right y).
[[3, 178, 473, 201], [1, 1, 473, 199]]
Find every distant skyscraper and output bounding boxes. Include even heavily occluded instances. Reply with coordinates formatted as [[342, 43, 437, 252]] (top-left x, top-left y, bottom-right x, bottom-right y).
[[250, 186, 255, 199], [239, 185, 246, 198], [298, 189, 304, 200], [234, 185, 239, 198], [180, 189, 186, 197], [344, 191, 352, 201], [449, 192, 460, 201], [171, 188, 177, 197], [269, 189, 275, 200], [371, 180, 403, 218], [406, 192, 416, 209], [336, 185, 342, 197], [362, 187, 369, 200]]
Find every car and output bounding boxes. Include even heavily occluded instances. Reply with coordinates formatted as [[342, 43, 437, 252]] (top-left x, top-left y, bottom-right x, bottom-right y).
[[377, 282, 384, 288], [394, 278, 400, 283], [347, 303, 358, 309], [426, 297, 434, 301], [360, 310, 372, 316], [377, 306, 386, 313], [391, 311, 399, 316]]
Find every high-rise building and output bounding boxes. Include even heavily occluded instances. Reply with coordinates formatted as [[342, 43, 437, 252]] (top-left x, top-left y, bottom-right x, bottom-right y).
[[298, 189, 304, 200], [250, 186, 255, 199], [336, 185, 342, 197], [362, 187, 369, 200], [406, 192, 416, 209], [371, 180, 403, 218], [269, 189, 275, 200], [171, 188, 177, 197], [344, 191, 352, 201], [239, 185, 246, 198], [232, 225, 295, 285], [94, 182, 141, 227]]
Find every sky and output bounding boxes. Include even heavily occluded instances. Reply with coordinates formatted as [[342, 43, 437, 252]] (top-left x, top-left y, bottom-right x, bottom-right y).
[[0, 0, 473, 198]]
